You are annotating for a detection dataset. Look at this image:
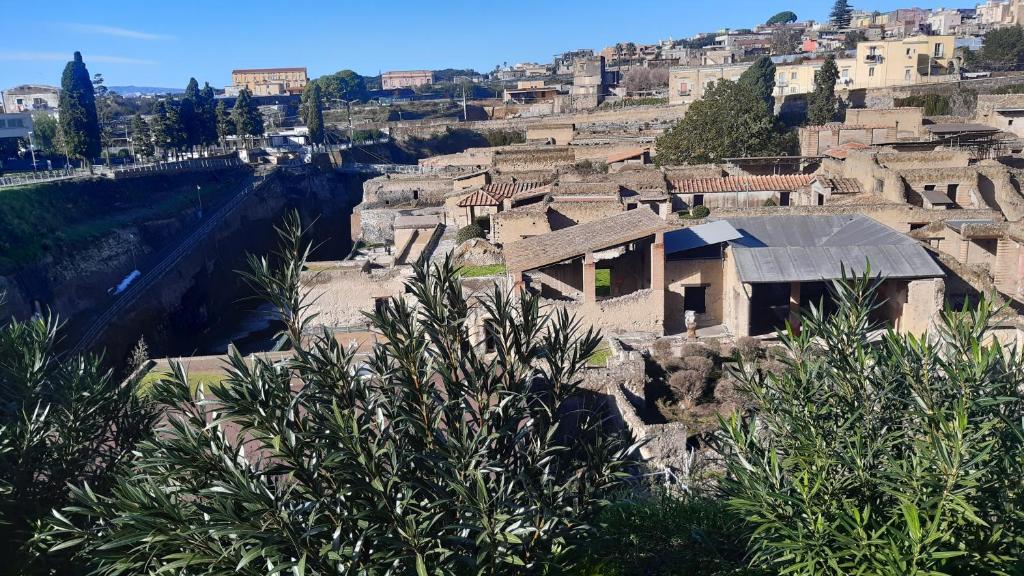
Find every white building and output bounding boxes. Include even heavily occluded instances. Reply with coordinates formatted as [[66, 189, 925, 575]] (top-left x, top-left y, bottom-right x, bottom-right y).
[[2, 85, 60, 113], [928, 9, 963, 35], [0, 113, 32, 140]]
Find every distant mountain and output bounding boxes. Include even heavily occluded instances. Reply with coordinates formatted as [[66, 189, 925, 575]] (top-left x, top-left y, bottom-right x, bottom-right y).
[[108, 86, 185, 97]]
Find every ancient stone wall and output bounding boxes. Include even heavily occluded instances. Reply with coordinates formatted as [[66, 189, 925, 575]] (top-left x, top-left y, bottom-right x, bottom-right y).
[[492, 207, 551, 246], [665, 258, 725, 333], [361, 174, 454, 205], [492, 147, 576, 172], [304, 267, 409, 329]]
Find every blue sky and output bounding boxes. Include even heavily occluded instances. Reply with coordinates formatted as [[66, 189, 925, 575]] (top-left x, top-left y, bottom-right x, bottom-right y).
[[1, 0, 953, 88]]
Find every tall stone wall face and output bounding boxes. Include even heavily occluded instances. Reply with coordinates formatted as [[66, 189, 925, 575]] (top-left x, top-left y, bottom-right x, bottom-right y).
[[362, 175, 453, 205], [358, 208, 398, 244], [493, 148, 576, 172], [903, 278, 945, 336], [845, 73, 1024, 109]]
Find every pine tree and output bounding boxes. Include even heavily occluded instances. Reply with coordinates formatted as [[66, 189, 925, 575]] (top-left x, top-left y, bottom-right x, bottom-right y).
[[303, 83, 325, 150], [57, 51, 101, 172], [830, 0, 853, 28], [130, 113, 154, 160], [215, 100, 233, 148], [807, 54, 840, 125], [738, 56, 777, 109], [232, 89, 263, 148]]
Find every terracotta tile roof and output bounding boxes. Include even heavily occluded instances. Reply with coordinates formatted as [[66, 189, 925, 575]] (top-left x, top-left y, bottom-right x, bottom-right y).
[[670, 174, 814, 194], [483, 180, 546, 199], [826, 177, 864, 194], [457, 189, 501, 207], [607, 148, 648, 164], [504, 208, 667, 272]]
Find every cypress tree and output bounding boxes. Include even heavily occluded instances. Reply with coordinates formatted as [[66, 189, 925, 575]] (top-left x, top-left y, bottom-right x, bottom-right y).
[[303, 84, 325, 150], [215, 101, 233, 148], [830, 0, 853, 28], [130, 113, 154, 160], [57, 51, 101, 172], [807, 55, 840, 125], [232, 89, 263, 148], [199, 83, 219, 149], [738, 56, 777, 109], [165, 102, 186, 160], [180, 78, 201, 153]]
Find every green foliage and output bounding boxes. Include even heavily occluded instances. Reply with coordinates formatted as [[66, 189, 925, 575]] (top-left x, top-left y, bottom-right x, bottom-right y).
[[483, 129, 526, 146], [766, 10, 798, 25], [456, 222, 486, 243], [0, 301, 156, 574], [843, 29, 867, 50], [45, 215, 636, 574], [232, 89, 264, 146], [972, 26, 1024, 71], [57, 52, 101, 166], [301, 83, 325, 148], [718, 272, 1024, 575], [807, 55, 839, 125], [829, 0, 853, 28], [989, 83, 1024, 94], [30, 113, 59, 156], [308, 69, 368, 103], [739, 57, 777, 108], [574, 159, 609, 174], [770, 28, 802, 56], [129, 114, 154, 160], [655, 80, 788, 165], [215, 100, 233, 143], [573, 494, 764, 576], [690, 205, 711, 219], [457, 263, 506, 277], [894, 93, 953, 116]]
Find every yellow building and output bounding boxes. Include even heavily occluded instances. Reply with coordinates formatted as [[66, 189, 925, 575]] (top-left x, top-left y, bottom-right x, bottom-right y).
[[231, 67, 308, 96]]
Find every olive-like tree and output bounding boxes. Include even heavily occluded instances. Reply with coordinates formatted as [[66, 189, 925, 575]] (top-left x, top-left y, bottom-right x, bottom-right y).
[[718, 272, 1024, 575], [46, 213, 636, 575]]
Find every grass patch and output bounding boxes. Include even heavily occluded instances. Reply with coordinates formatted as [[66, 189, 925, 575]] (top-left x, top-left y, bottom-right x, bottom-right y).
[[458, 263, 506, 277], [595, 268, 611, 297], [138, 370, 227, 397], [588, 343, 613, 367]]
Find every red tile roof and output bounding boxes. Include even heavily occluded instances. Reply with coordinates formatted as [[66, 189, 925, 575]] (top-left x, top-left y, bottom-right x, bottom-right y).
[[483, 180, 546, 199], [670, 174, 814, 193], [457, 190, 501, 207]]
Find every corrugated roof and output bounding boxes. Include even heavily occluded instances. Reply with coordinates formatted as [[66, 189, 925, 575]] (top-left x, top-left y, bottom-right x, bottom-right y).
[[925, 123, 1000, 134], [456, 190, 501, 207], [505, 208, 666, 271], [484, 180, 546, 199], [670, 174, 813, 194], [724, 215, 944, 283], [665, 221, 742, 255]]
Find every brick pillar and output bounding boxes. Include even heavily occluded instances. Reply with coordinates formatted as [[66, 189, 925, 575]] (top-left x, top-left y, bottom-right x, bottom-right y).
[[789, 281, 801, 334], [511, 270, 524, 295], [583, 252, 596, 305]]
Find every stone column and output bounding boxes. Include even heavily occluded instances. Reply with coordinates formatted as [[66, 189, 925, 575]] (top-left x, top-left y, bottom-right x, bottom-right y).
[[651, 232, 666, 334], [789, 281, 801, 334], [583, 252, 596, 305]]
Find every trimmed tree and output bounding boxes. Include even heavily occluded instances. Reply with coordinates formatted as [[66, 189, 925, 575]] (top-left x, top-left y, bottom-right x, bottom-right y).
[[719, 272, 1024, 575], [738, 56, 777, 108], [57, 52, 101, 171], [830, 0, 853, 28], [45, 214, 637, 575], [655, 79, 787, 165], [807, 54, 839, 125]]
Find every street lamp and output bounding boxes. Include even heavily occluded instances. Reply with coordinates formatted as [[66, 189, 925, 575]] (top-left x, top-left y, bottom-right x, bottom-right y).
[[195, 184, 203, 218], [27, 131, 37, 172]]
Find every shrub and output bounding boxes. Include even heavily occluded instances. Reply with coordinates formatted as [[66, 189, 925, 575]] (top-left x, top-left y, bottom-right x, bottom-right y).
[[669, 370, 706, 408], [662, 357, 686, 373], [456, 222, 485, 243], [45, 212, 637, 574], [719, 272, 1024, 575], [651, 338, 675, 360], [690, 204, 710, 219], [483, 129, 525, 147], [734, 336, 760, 361], [679, 342, 712, 358], [681, 355, 714, 377]]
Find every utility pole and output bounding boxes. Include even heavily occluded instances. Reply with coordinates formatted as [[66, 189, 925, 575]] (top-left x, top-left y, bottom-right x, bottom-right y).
[[462, 83, 468, 121], [27, 131, 37, 172]]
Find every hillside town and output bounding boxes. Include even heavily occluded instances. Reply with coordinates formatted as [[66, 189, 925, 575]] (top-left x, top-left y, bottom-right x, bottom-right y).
[[4, 1, 1024, 575]]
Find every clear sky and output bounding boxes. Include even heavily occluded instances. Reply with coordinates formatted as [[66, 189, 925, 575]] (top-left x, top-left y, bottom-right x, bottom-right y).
[[1, 0, 954, 89]]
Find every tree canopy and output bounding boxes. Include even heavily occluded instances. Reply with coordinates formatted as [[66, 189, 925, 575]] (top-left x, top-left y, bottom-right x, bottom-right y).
[[308, 69, 368, 103], [766, 10, 798, 25], [739, 56, 777, 108], [44, 214, 636, 574], [967, 25, 1024, 71], [130, 113, 154, 160], [830, 0, 853, 28], [57, 52, 101, 167], [807, 54, 840, 125], [301, 83, 325, 149], [655, 79, 789, 165], [231, 89, 263, 146], [719, 273, 1024, 575]]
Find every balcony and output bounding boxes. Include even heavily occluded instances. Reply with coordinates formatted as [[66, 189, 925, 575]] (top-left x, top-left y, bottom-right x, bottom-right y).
[[864, 53, 884, 63]]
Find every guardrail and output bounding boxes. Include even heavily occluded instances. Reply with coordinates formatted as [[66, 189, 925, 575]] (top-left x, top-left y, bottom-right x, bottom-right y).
[[0, 168, 92, 189], [66, 170, 275, 357], [1, 157, 244, 189]]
